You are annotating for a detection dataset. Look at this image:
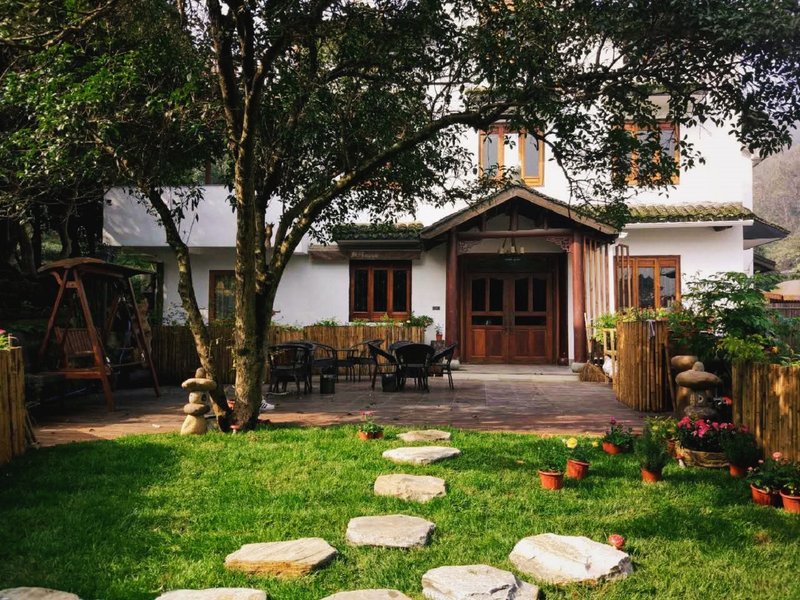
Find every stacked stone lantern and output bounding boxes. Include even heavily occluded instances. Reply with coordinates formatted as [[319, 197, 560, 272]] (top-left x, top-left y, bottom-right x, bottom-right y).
[[180, 368, 215, 435], [674, 361, 722, 421], [671, 355, 699, 416]]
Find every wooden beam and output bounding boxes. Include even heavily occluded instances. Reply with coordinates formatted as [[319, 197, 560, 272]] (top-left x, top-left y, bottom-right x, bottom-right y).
[[457, 228, 572, 240], [446, 229, 459, 356], [571, 231, 587, 363]]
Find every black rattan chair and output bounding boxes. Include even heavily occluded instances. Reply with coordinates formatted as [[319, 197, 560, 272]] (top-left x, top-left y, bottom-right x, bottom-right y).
[[368, 341, 399, 390], [395, 343, 435, 391], [388, 339, 413, 353], [431, 342, 458, 390], [267, 344, 312, 394], [345, 339, 383, 382]]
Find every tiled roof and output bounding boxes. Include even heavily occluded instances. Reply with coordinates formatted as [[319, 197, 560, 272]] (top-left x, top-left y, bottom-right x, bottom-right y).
[[332, 222, 424, 241], [627, 202, 754, 223]]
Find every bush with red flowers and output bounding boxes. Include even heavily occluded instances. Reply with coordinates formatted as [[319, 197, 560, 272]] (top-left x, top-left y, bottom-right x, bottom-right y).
[[747, 452, 797, 493], [675, 417, 735, 452]]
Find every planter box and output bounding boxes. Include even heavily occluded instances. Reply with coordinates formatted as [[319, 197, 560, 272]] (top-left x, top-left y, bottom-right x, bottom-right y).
[[675, 442, 727, 468]]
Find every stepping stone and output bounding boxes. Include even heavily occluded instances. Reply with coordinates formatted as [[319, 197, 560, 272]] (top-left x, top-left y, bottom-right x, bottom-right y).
[[156, 590, 265, 600], [509, 534, 633, 585], [422, 564, 540, 599], [346, 514, 435, 548], [321, 591, 412, 600], [397, 430, 451, 442], [374, 474, 447, 503], [382, 446, 460, 465], [0, 590, 80, 600], [224, 537, 338, 577]]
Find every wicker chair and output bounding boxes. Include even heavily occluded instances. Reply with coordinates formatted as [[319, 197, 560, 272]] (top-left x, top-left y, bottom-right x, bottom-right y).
[[267, 343, 312, 394], [395, 343, 435, 391], [368, 342, 399, 390], [431, 342, 458, 390], [344, 339, 383, 382]]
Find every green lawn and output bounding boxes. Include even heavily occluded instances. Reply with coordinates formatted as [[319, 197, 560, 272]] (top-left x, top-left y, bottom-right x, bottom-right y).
[[1, 426, 799, 599]]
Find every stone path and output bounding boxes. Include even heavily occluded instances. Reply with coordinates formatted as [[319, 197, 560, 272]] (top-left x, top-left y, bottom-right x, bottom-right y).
[[156, 589, 266, 600], [321, 591, 412, 600], [509, 534, 633, 585], [0, 589, 80, 600], [346, 515, 435, 548], [421, 564, 540, 599], [382, 446, 461, 465], [374, 474, 447, 503], [224, 538, 338, 577], [397, 429, 452, 442]]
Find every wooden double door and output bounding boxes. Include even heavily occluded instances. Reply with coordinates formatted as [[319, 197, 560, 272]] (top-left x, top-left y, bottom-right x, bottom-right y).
[[466, 272, 555, 364]]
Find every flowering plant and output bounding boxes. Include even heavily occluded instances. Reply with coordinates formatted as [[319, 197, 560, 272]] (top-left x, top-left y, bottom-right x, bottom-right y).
[[783, 461, 800, 496], [644, 416, 677, 442], [358, 411, 383, 434], [636, 426, 670, 472], [536, 441, 566, 473], [719, 426, 760, 468], [562, 436, 593, 463], [675, 417, 734, 452], [747, 453, 796, 493], [602, 418, 634, 448]]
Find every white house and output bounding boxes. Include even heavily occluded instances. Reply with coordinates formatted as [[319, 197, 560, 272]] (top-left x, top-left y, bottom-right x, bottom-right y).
[[103, 117, 787, 365]]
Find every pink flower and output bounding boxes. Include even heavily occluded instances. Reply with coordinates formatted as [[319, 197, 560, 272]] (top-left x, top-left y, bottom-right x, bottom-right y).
[[772, 452, 783, 460], [723, 397, 733, 406], [758, 459, 764, 464], [741, 425, 749, 433], [609, 417, 617, 425], [608, 534, 625, 550]]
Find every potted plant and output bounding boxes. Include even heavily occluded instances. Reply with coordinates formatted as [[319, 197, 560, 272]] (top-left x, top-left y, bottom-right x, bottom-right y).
[[564, 437, 593, 480], [644, 415, 677, 457], [357, 411, 384, 440], [747, 453, 791, 507], [435, 324, 443, 343], [719, 426, 760, 477], [636, 426, 670, 483], [780, 460, 800, 514], [674, 417, 732, 468], [537, 443, 566, 490], [602, 418, 633, 454]]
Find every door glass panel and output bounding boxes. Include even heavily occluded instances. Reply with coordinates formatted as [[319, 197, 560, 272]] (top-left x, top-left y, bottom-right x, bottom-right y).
[[515, 316, 546, 326], [353, 270, 368, 312], [489, 278, 504, 312], [659, 266, 677, 308], [514, 277, 529, 312], [471, 278, 486, 312], [392, 270, 408, 312], [373, 269, 388, 312], [472, 315, 503, 326], [532, 277, 547, 311], [637, 267, 655, 308]]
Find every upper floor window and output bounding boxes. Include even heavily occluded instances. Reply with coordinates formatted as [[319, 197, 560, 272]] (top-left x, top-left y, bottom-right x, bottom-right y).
[[479, 124, 544, 186], [615, 255, 680, 310], [350, 261, 411, 321], [209, 270, 235, 322], [624, 122, 679, 185]]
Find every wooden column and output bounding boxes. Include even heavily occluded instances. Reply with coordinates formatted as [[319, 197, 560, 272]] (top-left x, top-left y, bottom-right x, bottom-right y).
[[446, 229, 459, 356], [571, 231, 587, 363]]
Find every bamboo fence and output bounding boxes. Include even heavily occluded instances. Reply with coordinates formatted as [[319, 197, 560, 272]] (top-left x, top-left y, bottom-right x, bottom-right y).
[[0, 348, 26, 465], [613, 320, 672, 412], [732, 362, 800, 462], [151, 324, 426, 384]]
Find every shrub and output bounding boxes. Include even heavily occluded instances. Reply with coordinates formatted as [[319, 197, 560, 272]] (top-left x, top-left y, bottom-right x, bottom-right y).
[[563, 437, 596, 463], [747, 453, 796, 493], [602, 418, 634, 448], [536, 441, 565, 473], [357, 411, 383, 434], [719, 426, 760, 468], [676, 417, 735, 452], [644, 416, 677, 442], [636, 427, 670, 473]]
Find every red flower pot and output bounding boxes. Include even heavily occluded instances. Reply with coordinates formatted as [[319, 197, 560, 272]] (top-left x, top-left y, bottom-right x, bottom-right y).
[[566, 458, 590, 480], [751, 485, 782, 508], [358, 431, 384, 440], [538, 470, 564, 490], [667, 438, 676, 458], [780, 491, 800, 514], [729, 464, 747, 478], [602, 441, 628, 455], [641, 468, 663, 484]]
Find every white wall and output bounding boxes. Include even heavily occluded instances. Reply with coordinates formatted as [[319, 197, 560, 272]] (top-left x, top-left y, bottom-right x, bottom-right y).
[[411, 245, 447, 339]]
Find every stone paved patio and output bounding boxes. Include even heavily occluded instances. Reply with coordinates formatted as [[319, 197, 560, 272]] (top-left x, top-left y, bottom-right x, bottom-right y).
[[31, 367, 648, 446]]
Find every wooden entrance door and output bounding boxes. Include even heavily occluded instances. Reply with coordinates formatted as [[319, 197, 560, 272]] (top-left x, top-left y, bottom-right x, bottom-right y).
[[466, 273, 553, 364]]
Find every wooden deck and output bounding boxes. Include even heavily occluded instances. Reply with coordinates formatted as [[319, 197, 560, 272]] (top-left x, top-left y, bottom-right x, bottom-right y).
[[31, 371, 646, 446]]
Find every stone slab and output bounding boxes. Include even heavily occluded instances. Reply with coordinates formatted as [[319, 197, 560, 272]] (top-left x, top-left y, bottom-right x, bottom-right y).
[[224, 537, 337, 577], [421, 565, 539, 600], [321, 591, 412, 600], [382, 446, 460, 465], [346, 514, 435, 548], [374, 474, 447, 503], [509, 534, 633, 585], [156, 590, 266, 600], [0, 590, 80, 600], [397, 430, 452, 442]]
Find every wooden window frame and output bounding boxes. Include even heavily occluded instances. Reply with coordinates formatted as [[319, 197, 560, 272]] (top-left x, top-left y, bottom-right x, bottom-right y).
[[624, 122, 680, 185], [208, 270, 235, 322], [614, 255, 680, 310], [349, 261, 412, 321], [478, 124, 545, 186]]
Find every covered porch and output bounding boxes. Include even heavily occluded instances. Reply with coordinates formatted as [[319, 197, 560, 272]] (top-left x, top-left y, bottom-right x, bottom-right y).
[[420, 186, 618, 365]]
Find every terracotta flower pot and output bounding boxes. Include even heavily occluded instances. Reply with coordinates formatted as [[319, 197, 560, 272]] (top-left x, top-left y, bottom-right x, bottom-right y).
[[602, 441, 628, 455], [538, 470, 564, 490], [666, 438, 676, 458], [566, 458, 590, 480], [358, 430, 384, 440], [750, 484, 782, 508], [729, 463, 748, 478], [641, 467, 663, 484], [780, 491, 800, 514]]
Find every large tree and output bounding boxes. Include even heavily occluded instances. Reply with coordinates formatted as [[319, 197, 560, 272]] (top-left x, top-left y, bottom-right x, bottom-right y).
[[5, 0, 800, 428]]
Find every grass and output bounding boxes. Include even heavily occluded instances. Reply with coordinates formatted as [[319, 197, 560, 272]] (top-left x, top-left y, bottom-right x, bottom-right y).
[[1, 426, 799, 599]]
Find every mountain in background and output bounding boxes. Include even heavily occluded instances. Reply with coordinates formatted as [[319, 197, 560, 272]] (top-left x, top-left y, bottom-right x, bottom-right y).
[[753, 128, 800, 273]]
